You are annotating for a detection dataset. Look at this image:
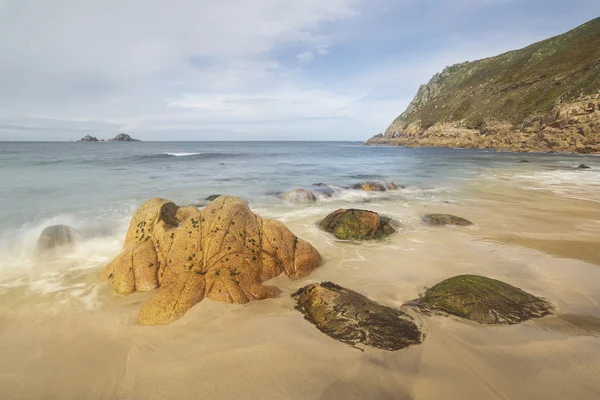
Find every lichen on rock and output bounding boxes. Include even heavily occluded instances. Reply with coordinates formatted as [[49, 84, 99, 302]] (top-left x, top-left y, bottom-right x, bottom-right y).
[[319, 209, 396, 240], [412, 275, 554, 324], [293, 282, 423, 351], [422, 214, 473, 226], [353, 182, 401, 191], [103, 196, 322, 325]]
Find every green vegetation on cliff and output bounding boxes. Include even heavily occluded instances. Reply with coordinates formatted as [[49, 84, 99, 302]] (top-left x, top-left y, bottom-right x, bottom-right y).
[[374, 18, 600, 153], [398, 17, 599, 129]]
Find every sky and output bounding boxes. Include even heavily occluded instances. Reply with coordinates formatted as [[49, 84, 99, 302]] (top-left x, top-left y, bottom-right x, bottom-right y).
[[0, 1, 598, 141]]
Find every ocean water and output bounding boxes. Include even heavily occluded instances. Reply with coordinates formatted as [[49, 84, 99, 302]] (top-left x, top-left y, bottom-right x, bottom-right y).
[[1, 141, 600, 399]]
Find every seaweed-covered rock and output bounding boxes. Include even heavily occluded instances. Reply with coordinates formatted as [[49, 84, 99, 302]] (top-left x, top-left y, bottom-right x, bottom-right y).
[[413, 275, 553, 324], [281, 188, 318, 203], [104, 196, 322, 325], [35, 225, 79, 253], [319, 209, 396, 240], [293, 282, 423, 351], [353, 182, 401, 191], [422, 214, 472, 226]]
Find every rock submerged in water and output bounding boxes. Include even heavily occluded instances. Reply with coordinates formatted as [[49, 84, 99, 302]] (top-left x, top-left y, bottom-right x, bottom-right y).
[[577, 164, 591, 169], [319, 209, 396, 240], [103, 196, 322, 325], [205, 194, 222, 201], [412, 275, 553, 324], [311, 183, 334, 197], [519, 159, 530, 163], [293, 282, 423, 351], [422, 214, 472, 226], [353, 182, 401, 191], [281, 188, 318, 203], [36, 224, 79, 253]]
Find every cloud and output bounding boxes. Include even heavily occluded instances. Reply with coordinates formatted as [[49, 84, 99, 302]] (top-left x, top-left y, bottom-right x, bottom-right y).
[[0, 0, 598, 140], [296, 51, 315, 63]]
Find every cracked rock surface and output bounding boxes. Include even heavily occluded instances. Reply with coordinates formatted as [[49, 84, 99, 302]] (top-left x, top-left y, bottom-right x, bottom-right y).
[[293, 282, 423, 351], [104, 196, 322, 325]]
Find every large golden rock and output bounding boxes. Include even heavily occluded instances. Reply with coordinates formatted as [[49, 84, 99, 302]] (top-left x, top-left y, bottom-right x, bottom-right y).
[[104, 196, 322, 325]]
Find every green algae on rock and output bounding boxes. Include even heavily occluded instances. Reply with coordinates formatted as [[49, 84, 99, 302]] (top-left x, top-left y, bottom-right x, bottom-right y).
[[413, 275, 554, 325], [353, 181, 401, 191], [293, 282, 423, 351], [319, 209, 396, 240], [422, 214, 473, 226]]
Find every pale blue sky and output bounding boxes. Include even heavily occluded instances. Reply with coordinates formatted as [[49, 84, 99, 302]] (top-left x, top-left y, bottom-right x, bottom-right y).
[[0, 0, 598, 141]]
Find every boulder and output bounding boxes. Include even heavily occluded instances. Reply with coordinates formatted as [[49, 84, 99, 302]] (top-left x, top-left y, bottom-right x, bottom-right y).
[[103, 196, 322, 325], [293, 282, 423, 351], [519, 159, 530, 163], [353, 181, 401, 191], [577, 164, 591, 169], [422, 214, 472, 226], [35, 225, 79, 253], [205, 195, 222, 201], [319, 209, 396, 240], [312, 183, 335, 197], [412, 275, 553, 324], [281, 188, 318, 203]]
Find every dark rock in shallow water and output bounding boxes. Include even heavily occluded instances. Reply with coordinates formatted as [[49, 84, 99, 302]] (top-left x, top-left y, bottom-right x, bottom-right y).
[[36, 225, 79, 253], [412, 275, 553, 325], [422, 214, 472, 226], [281, 188, 317, 203], [577, 164, 591, 169], [312, 183, 334, 197], [320, 209, 396, 240], [293, 282, 423, 351], [519, 159, 530, 163], [205, 195, 222, 201]]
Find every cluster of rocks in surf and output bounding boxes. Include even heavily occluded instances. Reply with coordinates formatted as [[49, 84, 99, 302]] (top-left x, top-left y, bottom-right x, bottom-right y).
[[278, 181, 402, 204], [37, 185, 554, 351]]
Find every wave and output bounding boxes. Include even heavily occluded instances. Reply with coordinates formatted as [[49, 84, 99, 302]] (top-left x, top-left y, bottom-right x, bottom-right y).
[[130, 152, 248, 163], [164, 152, 204, 157]]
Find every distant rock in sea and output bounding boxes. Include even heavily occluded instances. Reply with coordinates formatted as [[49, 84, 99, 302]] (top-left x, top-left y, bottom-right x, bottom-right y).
[[108, 133, 140, 142], [77, 135, 99, 142]]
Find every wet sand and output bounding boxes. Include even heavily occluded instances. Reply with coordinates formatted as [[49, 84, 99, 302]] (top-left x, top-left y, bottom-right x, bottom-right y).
[[1, 171, 600, 399]]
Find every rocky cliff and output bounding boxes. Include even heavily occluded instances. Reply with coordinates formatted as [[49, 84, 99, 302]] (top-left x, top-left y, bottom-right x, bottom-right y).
[[368, 17, 600, 153]]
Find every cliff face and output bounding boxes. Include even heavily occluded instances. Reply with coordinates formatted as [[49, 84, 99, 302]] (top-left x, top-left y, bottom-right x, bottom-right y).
[[368, 17, 600, 153]]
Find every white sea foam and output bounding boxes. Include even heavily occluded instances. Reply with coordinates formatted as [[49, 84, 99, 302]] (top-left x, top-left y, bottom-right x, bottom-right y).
[[165, 152, 204, 157], [512, 169, 600, 201]]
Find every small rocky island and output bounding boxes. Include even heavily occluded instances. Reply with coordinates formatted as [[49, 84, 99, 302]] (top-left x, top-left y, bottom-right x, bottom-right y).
[[76, 133, 140, 142], [367, 17, 600, 154]]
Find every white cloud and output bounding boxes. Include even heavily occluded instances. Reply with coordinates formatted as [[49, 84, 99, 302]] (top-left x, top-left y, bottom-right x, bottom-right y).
[[0, 0, 597, 140], [296, 51, 315, 63]]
